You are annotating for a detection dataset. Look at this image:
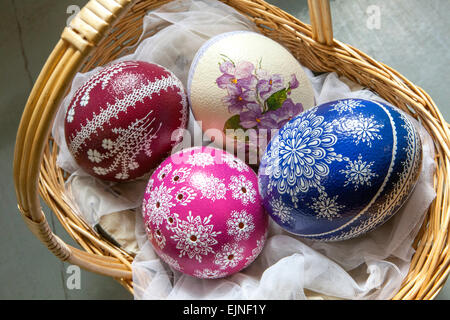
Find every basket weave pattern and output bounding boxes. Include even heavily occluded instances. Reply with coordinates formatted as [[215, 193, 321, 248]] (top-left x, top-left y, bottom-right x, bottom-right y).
[[13, 0, 450, 299]]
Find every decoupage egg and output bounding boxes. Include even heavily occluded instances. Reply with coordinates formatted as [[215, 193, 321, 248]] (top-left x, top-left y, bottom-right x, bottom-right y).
[[187, 31, 315, 157], [142, 146, 268, 278], [65, 60, 188, 182], [258, 99, 423, 241]]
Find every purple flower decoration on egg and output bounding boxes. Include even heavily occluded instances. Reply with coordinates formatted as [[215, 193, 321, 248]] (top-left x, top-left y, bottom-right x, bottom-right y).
[[256, 70, 285, 100], [216, 61, 257, 90], [222, 86, 257, 114], [288, 74, 299, 91], [216, 56, 307, 158], [274, 98, 304, 128], [240, 103, 278, 129]]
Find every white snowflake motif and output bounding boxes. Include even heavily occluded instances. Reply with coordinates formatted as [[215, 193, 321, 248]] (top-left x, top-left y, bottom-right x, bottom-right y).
[[308, 192, 345, 221], [174, 186, 197, 206], [340, 154, 378, 190], [191, 172, 226, 201], [262, 108, 345, 207], [244, 234, 266, 267], [87, 149, 102, 163], [226, 210, 255, 241], [171, 167, 191, 184], [171, 212, 221, 263], [330, 99, 363, 115], [145, 183, 175, 227], [164, 211, 179, 231], [270, 197, 294, 224], [193, 268, 228, 279], [187, 152, 215, 167], [157, 163, 173, 181], [221, 153, 249, 172], [153, 229, 166, 249], [214, 243, 244, 270], [229, 175, 256, 205], [339, 114, 384, 147]]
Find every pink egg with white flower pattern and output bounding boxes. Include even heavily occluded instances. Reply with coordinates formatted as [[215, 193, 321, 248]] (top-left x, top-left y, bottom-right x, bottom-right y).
[[142, 146, 268, 278], [64, 61, 188, 182]]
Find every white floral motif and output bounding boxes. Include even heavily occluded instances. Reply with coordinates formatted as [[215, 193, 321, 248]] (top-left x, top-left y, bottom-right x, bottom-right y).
[[102, 138, 114, 150], [270, 198, 294, 224], [164, 211, 179, 231], [145, 183, 175, 227], [339, 114, 384, 147], [128, 161, 139, 170], [229, 175, 256, 205], [226, 210, 255, 241], [115, 172, 129, 180], [87, 149, 102, 163], [193, 268, 228, 279], [263, 108, 345, 207], [171, 212, 221, 262], [191, 172, 226, 201], [93, 166, 108, 176], [214, 243, 244, 270], [340, 154, 378, 190], [175, 186, 197, 206], [157, 163, 173, 181], [330, 99, 363, 115], [171, 167, 191, 184], [66, 108, 75, 123], [221, 153, 249, 172], [187, 152, 215, 167], [308, 192, 345, 221]]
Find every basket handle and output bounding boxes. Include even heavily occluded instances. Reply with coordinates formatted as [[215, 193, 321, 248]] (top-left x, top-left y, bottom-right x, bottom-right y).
[[13, 0, 334, 280], [13, 0, 137, 280], [308, 0, 333, 45]]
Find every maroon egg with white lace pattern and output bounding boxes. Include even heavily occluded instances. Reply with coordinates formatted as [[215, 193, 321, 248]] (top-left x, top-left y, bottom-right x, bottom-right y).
[[64, 61, 188, 182]]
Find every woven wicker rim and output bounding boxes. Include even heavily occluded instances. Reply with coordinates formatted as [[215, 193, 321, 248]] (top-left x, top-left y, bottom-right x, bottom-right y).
[[13, 0, 450, 299]]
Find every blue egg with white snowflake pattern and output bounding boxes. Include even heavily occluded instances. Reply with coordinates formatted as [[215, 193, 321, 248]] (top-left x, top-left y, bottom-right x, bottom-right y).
[[258, 98, 422, 241]]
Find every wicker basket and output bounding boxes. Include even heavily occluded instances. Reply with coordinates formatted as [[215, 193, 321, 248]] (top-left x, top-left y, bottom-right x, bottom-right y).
[[13, 0, 450, 299]]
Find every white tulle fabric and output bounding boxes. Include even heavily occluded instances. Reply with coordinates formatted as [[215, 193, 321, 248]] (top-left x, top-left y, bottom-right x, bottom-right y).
[[51, 0, 436, 300]]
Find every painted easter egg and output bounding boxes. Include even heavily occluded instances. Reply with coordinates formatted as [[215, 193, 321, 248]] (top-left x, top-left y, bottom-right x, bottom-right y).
[[258, 99, 423, 241], [142, 146, 268, 278], [187, 31, 315, 160], [65, 60, 188, 182]]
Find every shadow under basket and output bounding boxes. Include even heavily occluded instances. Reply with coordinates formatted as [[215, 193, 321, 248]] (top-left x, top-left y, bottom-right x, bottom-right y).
[[13, 0, 450, 299]]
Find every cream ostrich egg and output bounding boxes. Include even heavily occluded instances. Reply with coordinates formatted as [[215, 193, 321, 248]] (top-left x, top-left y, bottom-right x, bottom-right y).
[[187, 31, 315, 157]]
